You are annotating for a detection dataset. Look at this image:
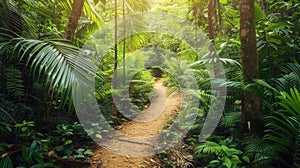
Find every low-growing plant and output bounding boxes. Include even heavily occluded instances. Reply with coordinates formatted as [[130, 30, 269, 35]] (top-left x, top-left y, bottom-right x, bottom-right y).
[[194, 139, 250, 168]]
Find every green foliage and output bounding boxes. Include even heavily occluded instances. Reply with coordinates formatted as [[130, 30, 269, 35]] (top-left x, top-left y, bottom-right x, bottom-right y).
[[243, 136, 273, 167], [53, 122, 93, 159], [0, 37, 99, 111], [0, 120, 93, 167], [0, 118, 13, 133], [254, 2, 267, 21], [4, 67, 25, 98], [20, 140, 54, 167], [257, 9, 299, 78], [0, 156, 13, 168], [15, 120, 36, 139], [129, 71, 155, 108], [243, 86, 300, 167], [220, 112, 241, 129], [0, 120, 54, 167], [0, 0, 299, 167], [112, 51, 155, 117], [263, 88, 300, 167], [73, 148, 93, 159], [219, 0, 228, 5], [194, 140, 248, 168]]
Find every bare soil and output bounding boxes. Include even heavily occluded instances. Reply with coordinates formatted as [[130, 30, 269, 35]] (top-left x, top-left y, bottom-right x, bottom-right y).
[[91, 78, 182, 168]]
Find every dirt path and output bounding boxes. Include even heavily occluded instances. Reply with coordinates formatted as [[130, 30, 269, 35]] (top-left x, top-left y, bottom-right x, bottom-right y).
[[91, 78, 182, 168]]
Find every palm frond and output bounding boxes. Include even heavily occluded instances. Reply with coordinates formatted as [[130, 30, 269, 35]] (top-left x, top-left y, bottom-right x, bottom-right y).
[[243, 136, 274, 166], [190, 57, 241, 68], [273, 72, 300, 92], [284, 63, 300, 74], [0, 37, 97, 110], [83, 0, 103, 27], [0, 0, 36, 37], [262, 88, 300, 167]]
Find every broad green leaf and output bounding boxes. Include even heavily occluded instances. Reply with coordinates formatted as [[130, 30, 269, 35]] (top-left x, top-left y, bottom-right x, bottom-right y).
[[29, 140, 37, 159], [0, 156, 13, 168], [33, 152, 44, 165], [223, 157, 232, 168], [254, 2, 266, 21], [22, 146, 29, 163], [219, 0, 228, 5], [243, 156, 250, 163], [74, 154, 85, 159], [84, 150, 93, 155]]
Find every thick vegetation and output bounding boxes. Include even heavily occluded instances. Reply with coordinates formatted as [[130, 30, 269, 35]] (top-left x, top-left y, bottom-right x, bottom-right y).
[[0, 0, 299, 167]]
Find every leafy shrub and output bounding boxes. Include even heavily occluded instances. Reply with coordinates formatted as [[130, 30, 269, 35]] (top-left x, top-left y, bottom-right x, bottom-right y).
[[195, 139, 249, 168], [263, 88, 300, 167]]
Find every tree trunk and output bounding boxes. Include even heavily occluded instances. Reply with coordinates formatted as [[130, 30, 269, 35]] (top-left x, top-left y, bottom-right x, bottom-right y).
[[240, 0, 261, 134], [208, 0, 214, 40], [122, 0, 126, 86], [112, 0, 118, 118], [217, 0, 222, 35], [192, 2, 198, 26], [213, 0, 218, 33], [65, 0, 85, 41], [114, 0, 118, 71]]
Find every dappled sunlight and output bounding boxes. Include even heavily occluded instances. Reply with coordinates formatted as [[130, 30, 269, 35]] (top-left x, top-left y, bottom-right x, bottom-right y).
[[0, 0, 299, 167]]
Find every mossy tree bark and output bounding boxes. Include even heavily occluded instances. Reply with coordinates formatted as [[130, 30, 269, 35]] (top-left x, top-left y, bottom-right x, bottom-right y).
[[240, 0, 261, 134]]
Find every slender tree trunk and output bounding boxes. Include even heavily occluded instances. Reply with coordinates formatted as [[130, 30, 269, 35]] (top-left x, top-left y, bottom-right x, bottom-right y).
[[122, 0, 127, 114], [240, 0, 261, 134], [192, 2, 198, 26], [122, 0, 126, 86], [208, 0, 214, 40], [114, 0, 118, 71], [65, 0, 85, 41], [217, 0, 222, 35], [213, 0, 218, 33], [198, 6, 203, 27], [112, 0, 118, 118]]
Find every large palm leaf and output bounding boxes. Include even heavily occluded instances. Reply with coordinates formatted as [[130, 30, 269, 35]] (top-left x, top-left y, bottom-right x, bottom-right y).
[[11, 0, 103, 41], [0, 36, 97, 110], [262, 88, 300, 167], [0, 0, 37, 38], [35, 0, 103, 28]]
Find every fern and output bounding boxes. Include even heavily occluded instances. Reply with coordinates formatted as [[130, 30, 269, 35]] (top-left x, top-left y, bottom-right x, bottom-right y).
[[5, 67, 25, 98], [195, 141, 245, 168], [195, 141, 221, 154], [262, 88, 300, 167], [220, 112, 241, 128], [243, 137, 274, 167]]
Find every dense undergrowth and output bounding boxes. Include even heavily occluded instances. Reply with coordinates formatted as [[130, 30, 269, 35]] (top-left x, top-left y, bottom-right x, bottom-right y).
[[0, 0, 300, 167]]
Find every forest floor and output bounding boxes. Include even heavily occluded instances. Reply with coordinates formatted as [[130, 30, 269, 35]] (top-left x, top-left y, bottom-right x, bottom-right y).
[[91, 78, 182, 168]]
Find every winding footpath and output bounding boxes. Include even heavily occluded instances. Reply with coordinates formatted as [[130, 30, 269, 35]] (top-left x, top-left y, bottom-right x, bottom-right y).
[[91, 78, 182, 168]]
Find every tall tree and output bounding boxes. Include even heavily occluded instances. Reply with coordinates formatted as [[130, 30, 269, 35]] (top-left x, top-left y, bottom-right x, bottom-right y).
[[217, 0, 222, 34], [112, 0, 118, 118], [122, 0, 126, 85], [114, 0, 118, 71], [207, 0, 214, 40], [240, 0, 261, 134], [65, 0, 85, 41]]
